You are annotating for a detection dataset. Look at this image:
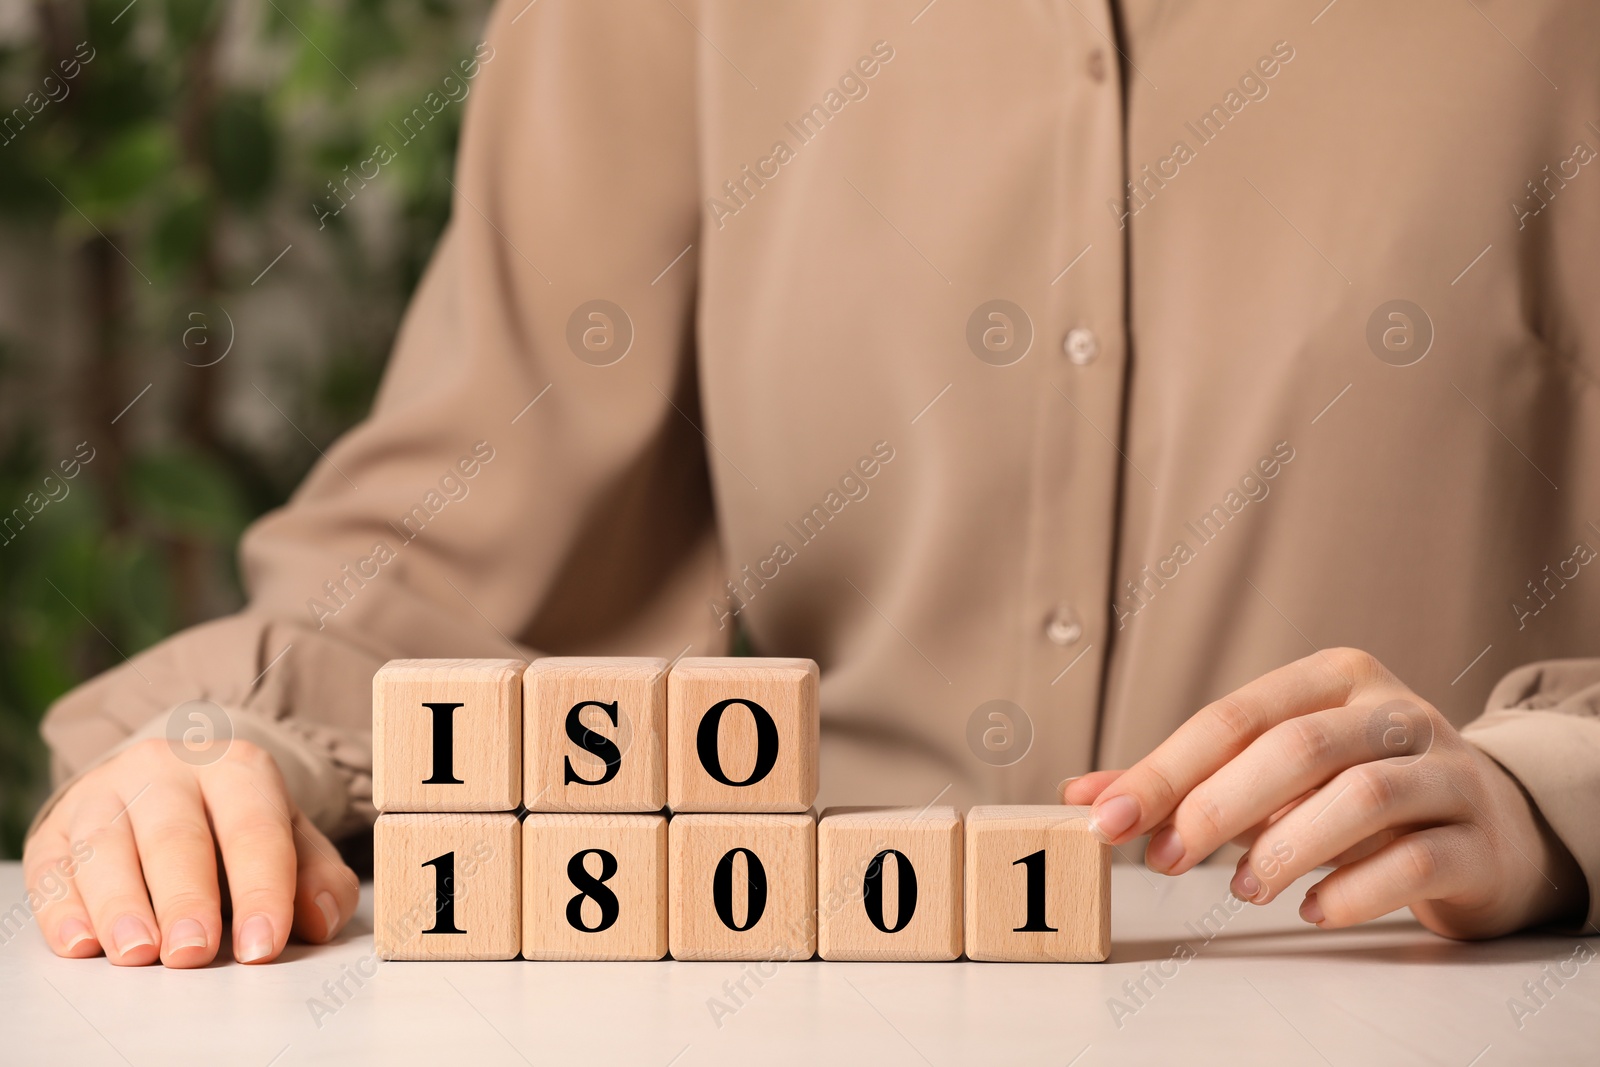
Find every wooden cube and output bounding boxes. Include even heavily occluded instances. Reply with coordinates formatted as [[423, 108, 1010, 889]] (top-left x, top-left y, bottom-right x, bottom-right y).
[[374, 813, 521, 960], [668, 812, 816, 961], [964, 806, 1109, 962], [666, 658, 818, 813], [373, 659, 524, 812], [523, 657, 667, 812], [521, 814, 668, 960], [816, 806, 962, 961]]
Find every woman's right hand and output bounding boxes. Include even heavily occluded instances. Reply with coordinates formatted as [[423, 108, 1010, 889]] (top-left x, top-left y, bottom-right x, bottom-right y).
[[23, 736, 359, 967]]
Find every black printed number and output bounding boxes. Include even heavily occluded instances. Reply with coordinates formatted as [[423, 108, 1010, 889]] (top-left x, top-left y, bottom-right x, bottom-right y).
[[1011, 849, 1058, 933], [421, 851, 465, 934], [565, 849, 621, 933], [862, 849, 919, 934], [712, 847, 768, 931]]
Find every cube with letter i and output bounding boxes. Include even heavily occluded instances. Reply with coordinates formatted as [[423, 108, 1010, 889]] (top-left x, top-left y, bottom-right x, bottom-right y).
[[667, 657, 819, 812], [964, 806, 1109, 962], [523, 657, 667, 812], [372, 659, 524, 812], [817, 806, 963, 961]]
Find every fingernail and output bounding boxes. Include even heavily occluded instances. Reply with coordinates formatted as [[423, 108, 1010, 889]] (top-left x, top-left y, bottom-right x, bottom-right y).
[[1145, 826, 1185, 873], [112, 915, 155, 956], [59, 918, 95, 952], [314, 891, 342, 940], [1089, 794, 1139, 843], [236, 914, 275, 963], [1232, 869, 1261, 902], [1299, 893, 1326, 925], [167, 918, 208, 953], [1057, 776, 1082, 799]]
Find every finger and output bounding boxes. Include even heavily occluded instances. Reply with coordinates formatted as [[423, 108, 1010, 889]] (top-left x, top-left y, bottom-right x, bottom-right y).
[[1147, 702, 1431, 874], [1325, 827, 1399, 867], [1089, 648, 1373, 844], [290, 810, 360, 943], [125, 773, 221, 968], [200, 745, 296, 964], [1060, 770, 1124, 805], [23, 826, 100, 958], [1230, 760, 1461, 905], [68, 790, 161, 966], [1240, 788, 1321, 844], [1299, 825, 1488, 929], [1186, 788, 1321, 856]]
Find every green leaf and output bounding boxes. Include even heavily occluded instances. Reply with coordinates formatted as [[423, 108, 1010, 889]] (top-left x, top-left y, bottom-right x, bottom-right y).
[[127, 446, 248, 538], [87, 0, 142, 48], [210, 91, 278, 209], [112, 536, 176, 649], [70, 125, 177, 221], [151, 185, 210, 278], [164, 0, 219, 49]]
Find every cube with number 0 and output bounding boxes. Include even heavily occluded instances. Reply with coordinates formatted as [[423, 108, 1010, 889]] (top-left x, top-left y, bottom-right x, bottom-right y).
[[817, 806, 963, 961], [668, 812, 816, 961]]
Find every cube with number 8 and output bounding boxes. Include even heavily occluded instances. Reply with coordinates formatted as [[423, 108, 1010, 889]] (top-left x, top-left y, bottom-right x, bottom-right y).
[[521, 813, 668, 960]]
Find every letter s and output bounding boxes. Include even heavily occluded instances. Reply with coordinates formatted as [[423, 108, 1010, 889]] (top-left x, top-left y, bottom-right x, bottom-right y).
[[563, 701, 623, 786]]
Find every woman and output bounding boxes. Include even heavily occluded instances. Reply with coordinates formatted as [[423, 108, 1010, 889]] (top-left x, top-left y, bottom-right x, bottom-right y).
[[25, 0, 1599, 966]]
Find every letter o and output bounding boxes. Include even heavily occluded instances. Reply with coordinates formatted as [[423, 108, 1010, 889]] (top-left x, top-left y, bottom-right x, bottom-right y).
[[695, 698, 780, 786]]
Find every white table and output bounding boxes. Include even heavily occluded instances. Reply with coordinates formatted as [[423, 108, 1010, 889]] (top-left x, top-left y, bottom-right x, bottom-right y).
[[0, 861, 1592, 1065]]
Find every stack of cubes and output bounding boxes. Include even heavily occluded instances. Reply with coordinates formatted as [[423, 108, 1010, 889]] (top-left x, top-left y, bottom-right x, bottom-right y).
[[372, 657, 1109, 963]]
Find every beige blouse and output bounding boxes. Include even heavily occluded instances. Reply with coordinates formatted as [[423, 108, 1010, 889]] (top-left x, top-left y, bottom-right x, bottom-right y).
[[40, 1, 1600, 928]]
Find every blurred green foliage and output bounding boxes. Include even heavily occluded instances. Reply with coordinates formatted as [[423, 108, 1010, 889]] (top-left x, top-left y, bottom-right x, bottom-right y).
[[0, 0, 493, 856]]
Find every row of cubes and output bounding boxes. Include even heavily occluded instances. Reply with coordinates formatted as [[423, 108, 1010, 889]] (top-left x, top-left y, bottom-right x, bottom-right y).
[[375, 806, 1109, 963], [373, 657, 820, 814]]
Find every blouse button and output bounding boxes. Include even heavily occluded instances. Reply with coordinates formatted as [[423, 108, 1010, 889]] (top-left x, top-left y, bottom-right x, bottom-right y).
[[1045, 607, 1084, 646], [1087, 49, 1108, 83], [1063, 327, 1099, 365]]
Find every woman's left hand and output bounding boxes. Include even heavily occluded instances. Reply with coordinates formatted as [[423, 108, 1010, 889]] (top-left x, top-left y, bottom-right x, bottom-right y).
[[1062, 648, 1585, 939]]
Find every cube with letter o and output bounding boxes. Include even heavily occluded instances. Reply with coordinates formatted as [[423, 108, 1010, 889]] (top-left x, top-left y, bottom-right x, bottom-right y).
[[666, 657, 818, 813]]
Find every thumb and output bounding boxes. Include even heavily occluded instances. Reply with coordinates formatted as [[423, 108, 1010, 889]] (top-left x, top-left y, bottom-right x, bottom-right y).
[[1061, 769, 1126, 805]]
